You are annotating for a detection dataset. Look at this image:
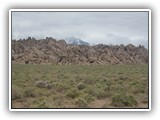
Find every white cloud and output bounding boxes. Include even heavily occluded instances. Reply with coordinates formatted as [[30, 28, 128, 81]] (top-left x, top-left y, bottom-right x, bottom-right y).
[[12, 11, 148, 48]]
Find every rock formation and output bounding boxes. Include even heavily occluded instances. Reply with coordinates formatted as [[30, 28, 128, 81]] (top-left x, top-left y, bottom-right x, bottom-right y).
[[12, 37, 148, 65]]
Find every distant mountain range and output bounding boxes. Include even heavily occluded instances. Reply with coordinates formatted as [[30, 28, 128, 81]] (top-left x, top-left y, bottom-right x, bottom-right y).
[[65, 37, 90, 46], [12, 37, 148, 65]]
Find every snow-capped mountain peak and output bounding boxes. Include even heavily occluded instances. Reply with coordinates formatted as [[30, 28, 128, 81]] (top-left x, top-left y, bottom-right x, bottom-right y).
[[65, 37, 90, 46]]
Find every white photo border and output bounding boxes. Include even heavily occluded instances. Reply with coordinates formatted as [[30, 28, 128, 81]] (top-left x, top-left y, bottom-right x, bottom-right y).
[[9, 9, 151, 111]]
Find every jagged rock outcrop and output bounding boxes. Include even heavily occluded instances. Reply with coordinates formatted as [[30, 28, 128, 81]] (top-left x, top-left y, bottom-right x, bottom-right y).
[[12, 37, 148, 65]]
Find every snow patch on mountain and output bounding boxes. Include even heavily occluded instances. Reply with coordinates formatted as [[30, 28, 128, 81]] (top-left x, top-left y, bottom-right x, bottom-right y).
[[65, 37, 90, 46]]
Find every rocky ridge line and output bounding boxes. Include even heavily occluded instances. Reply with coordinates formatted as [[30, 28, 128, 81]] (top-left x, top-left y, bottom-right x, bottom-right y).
[[12, 37, 148, 65]]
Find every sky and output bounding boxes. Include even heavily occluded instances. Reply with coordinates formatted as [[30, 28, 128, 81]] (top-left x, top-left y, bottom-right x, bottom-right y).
[[12, 11, 148, 48]]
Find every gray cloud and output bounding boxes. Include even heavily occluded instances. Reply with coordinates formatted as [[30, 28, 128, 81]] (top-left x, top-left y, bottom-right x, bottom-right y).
[[12, 11, 148, 48]]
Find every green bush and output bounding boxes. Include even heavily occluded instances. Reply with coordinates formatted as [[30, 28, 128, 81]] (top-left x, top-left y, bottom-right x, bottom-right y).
[[66, 88, 79, 98], [24, 88, 36, 97], [84, 87, 96, 97], [77, 83, 86, 90], [56, 83, 69, 93], [83, 94, 94, 103], [38, 102, 49, 108], [12, 86, 23, 100], [119, 76, 128, 81], [83, 78, 95, 85], [75, 98, 88, 107], [111, 94, 138, 107], [96, 90, 110, 99]]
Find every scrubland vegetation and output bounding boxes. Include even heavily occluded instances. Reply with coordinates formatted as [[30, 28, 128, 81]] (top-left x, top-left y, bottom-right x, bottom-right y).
[[12, 64, 148, 108]]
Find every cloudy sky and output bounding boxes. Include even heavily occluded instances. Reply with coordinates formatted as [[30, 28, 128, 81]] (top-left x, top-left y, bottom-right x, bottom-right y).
[[12, 11, 148, 47]]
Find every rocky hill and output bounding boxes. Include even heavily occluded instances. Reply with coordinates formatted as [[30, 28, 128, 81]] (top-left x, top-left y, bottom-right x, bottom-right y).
[[12, 37, 148, 65]]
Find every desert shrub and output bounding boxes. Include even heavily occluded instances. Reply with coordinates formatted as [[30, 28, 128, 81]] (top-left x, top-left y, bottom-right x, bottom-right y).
[[24, 88, 36, 97], [130, 82, 146, 94], [77, 83, 86, 90], [111, 94, 138, 107], [119, 76, 128, 81], [102, 77, 108, 82], [83, 78, 95, 85], [31, 96, 50, 108], [83, 94, 94, 103], [31, 101, 49, 108], [75, 98, 88, 107], [131, 87, 145, 94], [104, 85, 111, 91], [34, 80, 52, 89], [12, 86, 23, 100], [96, 90, 110, 99], [55, 83, 70, 93], [38, 102, 49, 108], [130, 81, 140, 86], [84, 87, 96, 97], [66, 88, 79, 98]]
